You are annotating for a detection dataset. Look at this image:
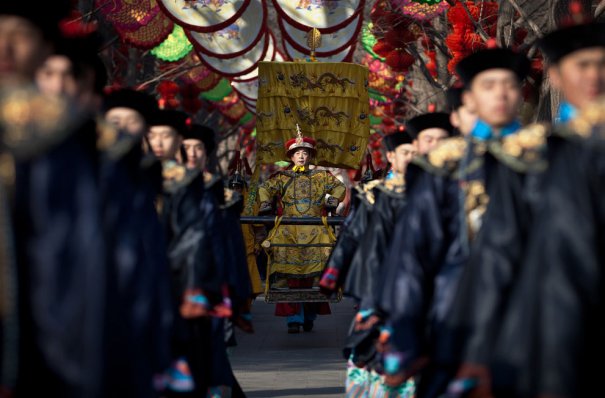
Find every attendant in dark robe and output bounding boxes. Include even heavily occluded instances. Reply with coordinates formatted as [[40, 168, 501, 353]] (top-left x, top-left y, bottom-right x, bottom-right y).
[[380, 47, 530, 398], [160, 156, 246, 397], [449, 13, 605, 398], [319, 154, 382, 297], [0, 3, 113, 398], [148, 110, 188, 162], [100, 89, 173, 398], [342, 131, 417, 398]]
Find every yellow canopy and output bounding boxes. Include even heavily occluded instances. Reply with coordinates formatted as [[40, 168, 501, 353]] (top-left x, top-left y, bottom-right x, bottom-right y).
[[256, 61, 370, 169]]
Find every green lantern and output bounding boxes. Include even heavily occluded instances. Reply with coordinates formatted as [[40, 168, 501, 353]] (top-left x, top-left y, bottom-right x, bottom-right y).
[[200, 78, 233, 102], [151, 25, 193, 62], [361, 23, 385, 61], [239, 112, 253, 125]]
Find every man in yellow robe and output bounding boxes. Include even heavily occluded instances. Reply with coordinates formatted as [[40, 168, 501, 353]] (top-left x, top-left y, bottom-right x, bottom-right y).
[[258, 130, 346, 333]]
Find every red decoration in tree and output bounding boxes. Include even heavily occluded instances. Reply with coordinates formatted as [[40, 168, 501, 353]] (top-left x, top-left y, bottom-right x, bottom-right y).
[[373, 40, 394, 58], [60, 11, 98, 38], [156, 80, 180, 109], [425, 49, 438, 78], [385, 49, 415, 72], [384, 28, 417, 48], [180, 84, 203, 115], [445, 1, 499, 74], [370, 2, 398, 27]]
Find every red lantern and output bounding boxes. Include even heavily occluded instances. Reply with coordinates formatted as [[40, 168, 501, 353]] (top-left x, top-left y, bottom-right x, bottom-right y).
[[156, 80, 180, 109], [385, 28, 416, 49], [372, 40, 394, 58], [385, 50, 415, 72], [180, 84, 203, 115]]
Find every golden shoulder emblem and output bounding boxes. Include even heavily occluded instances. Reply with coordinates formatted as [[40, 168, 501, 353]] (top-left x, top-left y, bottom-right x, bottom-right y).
[[501, 123, 548, 158], [427, 136, 467, 170]]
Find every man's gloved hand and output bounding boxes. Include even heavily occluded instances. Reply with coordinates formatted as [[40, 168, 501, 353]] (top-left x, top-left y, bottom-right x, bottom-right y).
[[325, 196, 339, 209]]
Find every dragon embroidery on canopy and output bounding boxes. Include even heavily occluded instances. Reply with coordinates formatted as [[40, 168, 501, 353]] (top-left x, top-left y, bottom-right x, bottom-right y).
[[316, 139, 344, 155], [289, 72, 356, 92], [257, 141, 283, 157], [297, 106, 350, 127]]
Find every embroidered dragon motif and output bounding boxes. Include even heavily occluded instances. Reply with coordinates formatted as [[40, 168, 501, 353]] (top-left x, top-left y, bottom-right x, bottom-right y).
[[289, 72, 356, 91], [256, 111, 274, 125], [297, 106, 350, 127], [316, 139, 344, 155], [257, 141, 283, 157]]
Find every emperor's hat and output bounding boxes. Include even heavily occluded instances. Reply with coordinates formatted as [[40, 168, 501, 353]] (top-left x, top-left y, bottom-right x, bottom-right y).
[[285, 124, 316, 157]]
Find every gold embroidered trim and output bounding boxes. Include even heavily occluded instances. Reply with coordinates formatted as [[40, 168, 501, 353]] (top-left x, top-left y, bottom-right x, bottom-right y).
[[487, 123, 549, 173], [427, 137, 467, 171]]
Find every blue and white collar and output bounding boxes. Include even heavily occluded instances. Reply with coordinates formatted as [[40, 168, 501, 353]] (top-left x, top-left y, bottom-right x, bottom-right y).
[[470, 119, 521, 141]]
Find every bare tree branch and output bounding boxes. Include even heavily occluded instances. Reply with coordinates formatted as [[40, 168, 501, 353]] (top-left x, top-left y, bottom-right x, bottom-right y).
[[459, 1, 491, 41], [137, 63, 198, 89], [505, 0, 544, 38], [406, 46, 447, 91]]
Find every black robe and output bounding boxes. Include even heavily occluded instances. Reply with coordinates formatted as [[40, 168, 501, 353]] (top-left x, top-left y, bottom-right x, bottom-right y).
[[100, 138, 173, 398], [341, 177, 406, 367], [321, 185, 375, 293], [162, 170, 245, 397], [12, 119, 107, 398], [487, 130, 604, 398]]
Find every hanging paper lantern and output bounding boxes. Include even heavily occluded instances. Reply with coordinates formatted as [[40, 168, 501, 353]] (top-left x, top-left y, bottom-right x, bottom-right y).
[[197, 32, 270, 77], [445, 1, 499, 74], [362, 23, 385, 60], [370, 3, 397, 27], [372, 40, 394, 58], [179, 54, 212, 84], [397, 0, 450, 21], [239, 112, 254, 125], [119, 12, 174, 50], [232, 78, 259, 101], [369, 114, 383, 126], [180, 84, 203, 115], [273, 0, 364, 33], [194, 71, 222, 91], [279, 12, 363, 57], [384, 26, 417, 48], [232, 32, 277, 82], [187, 0, 267, 59], [385, 49, 415, 72], [158, 0, 251, 33], [157, 80, 180, 109], [283, 39, 355, 62], [219, 96, 247, 123], [200, 78, 233, 101], [151, 25, 193, 62], [97, 0, 159, 31]]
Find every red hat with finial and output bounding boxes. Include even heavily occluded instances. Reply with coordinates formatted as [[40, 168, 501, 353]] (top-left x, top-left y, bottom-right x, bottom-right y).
[[284, 124, 316, 157]]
